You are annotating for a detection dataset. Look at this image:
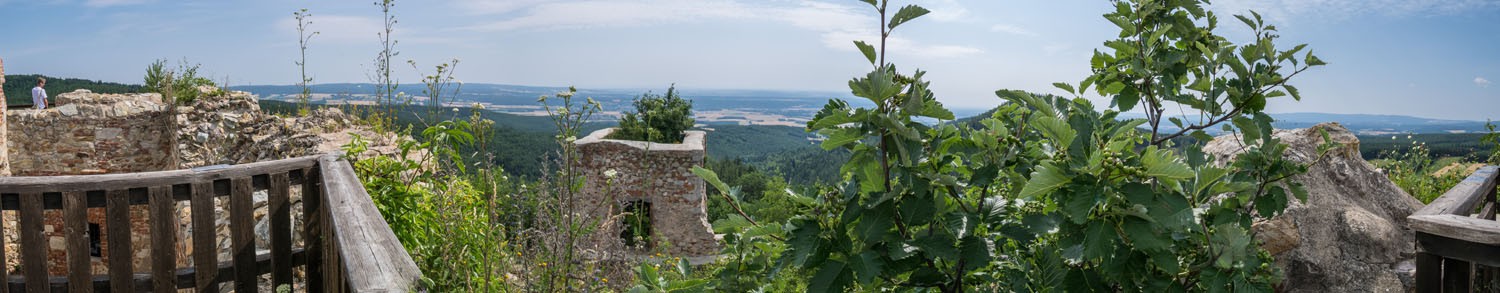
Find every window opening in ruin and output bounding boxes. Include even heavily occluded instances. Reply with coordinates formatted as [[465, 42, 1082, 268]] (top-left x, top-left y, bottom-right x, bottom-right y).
[[88, 222, 102, 257], [621, 200, 653, 249]]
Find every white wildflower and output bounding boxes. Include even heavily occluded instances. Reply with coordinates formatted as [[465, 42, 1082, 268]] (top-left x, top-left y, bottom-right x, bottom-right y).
[[604, 169, 618, 179]]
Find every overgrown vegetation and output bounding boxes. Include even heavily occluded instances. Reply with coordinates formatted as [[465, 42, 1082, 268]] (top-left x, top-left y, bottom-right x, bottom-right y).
[[608, 85, 695, 143], [144, 58, 218, 104], [307, 0, 1352, 292]]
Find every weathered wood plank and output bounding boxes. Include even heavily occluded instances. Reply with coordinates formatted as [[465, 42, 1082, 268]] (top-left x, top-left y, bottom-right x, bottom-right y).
[[1410, 214, 1500, 245], [1445, 257, 1472, 293], [190, 182, 216, 292], [302, 166, 326, 293], [1415, 166, 1498, 217], [1416, 252, 1442, 293], [63, 191, 91, 293], [1415, 232, 1500, 268], [18, 193, 47, 293], [107, 189, 132, 293], [148, 186, 176, 293], [320, 155, 423, 292], [0, 155, 321, 194], [270, 172, 293, 291], [1479, 202, 1496, 220], [231, 177, 256, 293], [4, 248, 306, 291]]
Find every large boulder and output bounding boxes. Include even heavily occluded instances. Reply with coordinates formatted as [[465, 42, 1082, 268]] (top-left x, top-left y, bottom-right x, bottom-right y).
[[1203, 122, 1419, 292]]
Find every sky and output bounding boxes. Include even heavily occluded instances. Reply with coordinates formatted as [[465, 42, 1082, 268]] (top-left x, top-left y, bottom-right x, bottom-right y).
[[1, 0, 1498, 120]]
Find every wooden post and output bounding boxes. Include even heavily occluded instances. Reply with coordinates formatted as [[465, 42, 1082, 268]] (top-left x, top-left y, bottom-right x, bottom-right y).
[[231, 177, 256, 293], [18, 193, 46, 293], [190, 182, 217, 291], [1417, 252, 1442, 292], [106, 189, 132, 293], [1446, 257, 1473, 292], [303, 167, 325, 293], [63, 191, 90, 292], [271, 173, 293, 291], [148, 186, 177, 293]]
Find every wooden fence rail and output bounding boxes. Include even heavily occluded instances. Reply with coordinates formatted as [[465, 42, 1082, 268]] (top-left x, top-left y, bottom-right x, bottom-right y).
[[0, 153, 421, 292], [1410, 165, 1500, 293]]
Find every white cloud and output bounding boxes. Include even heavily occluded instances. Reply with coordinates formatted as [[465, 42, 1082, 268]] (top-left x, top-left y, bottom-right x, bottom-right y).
[[466, 0, 981, 59], [85, 0, 150, 7], [1478, 76, 1493, 88], [989, 24, 1035, 36], [1211, 0, 1500, 23]]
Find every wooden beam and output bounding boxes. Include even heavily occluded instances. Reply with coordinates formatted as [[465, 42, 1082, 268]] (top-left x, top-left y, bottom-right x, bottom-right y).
[[1415, 166, 1499, 217], [107, 189, 133, 293], [0, 154, 321, 194], [1410, 214, 1500, 245], [62, 191, 90, 293], [320, 155, 423, 292]]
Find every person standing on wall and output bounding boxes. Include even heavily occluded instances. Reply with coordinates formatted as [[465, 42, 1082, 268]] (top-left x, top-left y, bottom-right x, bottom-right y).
[[31, 77, 48, 109]]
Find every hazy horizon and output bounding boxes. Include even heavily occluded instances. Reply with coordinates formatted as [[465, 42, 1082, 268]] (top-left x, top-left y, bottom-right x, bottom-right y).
[[1, 0, 1497, 119]]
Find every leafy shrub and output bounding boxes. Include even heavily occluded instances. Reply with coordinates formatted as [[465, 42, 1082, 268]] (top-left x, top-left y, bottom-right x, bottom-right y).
[[1377, 138, 1473, 203], [609, 85, 695, 143], [684, 0, 1326, 291], [143, 59, 217, 104]]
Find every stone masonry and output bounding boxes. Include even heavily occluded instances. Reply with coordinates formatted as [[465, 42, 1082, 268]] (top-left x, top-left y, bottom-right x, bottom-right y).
[[3, 89, 176, 276], [7, 90, 176, 176], [576, 128, 720, 257]]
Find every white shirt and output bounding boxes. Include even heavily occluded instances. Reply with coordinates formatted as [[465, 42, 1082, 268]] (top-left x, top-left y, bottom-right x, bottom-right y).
[[31, 86, 47, 109]]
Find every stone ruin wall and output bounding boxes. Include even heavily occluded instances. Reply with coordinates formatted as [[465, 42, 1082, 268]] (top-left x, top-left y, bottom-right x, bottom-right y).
[[576, 128, 720, 257], [2, 90, 176, 276], [6, 90, 176, 176]]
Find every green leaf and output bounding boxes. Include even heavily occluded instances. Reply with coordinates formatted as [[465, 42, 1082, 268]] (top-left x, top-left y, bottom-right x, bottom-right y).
[[858, 0, 877, 7], [918, 100, 956, 120], [809, 260, 853, 293], [1103, 81, 1126, 94], [960, 236, 993, 270], [1234, 14, 1257, 29], [1285, 85, 1303, 101], [1123, 218, 1169, 252], [1020, 162, 1072, 199], [850, 251, 884, 285], [1032, 116, 1077, 151], [1141, 147, 1194, 180], [888, 5, 930, 30], [1290, 183, 1310, 203], [1083, 221, 1116, 260], [691, 167, 732, 198], [1255, 185, 1289, 218], [854, 40, 878, 65], [1306, 52, 1327, 66], [821, 128, 865, 150], [856, 205, 894, 242], [1063, 188, 1098, 224], [915, 232, 959, 261], [1053, 82, 1077, 94]]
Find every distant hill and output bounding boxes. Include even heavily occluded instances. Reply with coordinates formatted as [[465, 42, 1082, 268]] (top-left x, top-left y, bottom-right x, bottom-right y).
[[954, 105, 1490, 135], [4, 74, 143, 106]]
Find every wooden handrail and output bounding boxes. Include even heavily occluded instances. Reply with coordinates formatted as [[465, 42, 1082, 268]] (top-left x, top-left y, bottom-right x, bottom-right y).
[[319, 154, 424, 292], [0, 153, 422, 292], [1409, 165, 1500, 292]]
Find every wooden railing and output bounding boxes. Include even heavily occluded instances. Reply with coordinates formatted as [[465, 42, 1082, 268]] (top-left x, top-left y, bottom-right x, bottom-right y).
[[1410, 165, 1500, 293], [0, 153, 421, 292]]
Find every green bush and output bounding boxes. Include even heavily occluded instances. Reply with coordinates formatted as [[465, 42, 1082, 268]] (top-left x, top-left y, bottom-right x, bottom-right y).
[[143, 59, 217, 105], [609, 85, 694, 143]]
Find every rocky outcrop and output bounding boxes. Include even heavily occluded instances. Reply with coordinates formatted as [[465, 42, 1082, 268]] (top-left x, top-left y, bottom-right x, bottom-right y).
[[1204, 122, 1419, 292], [176, 90, 322, 168]]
